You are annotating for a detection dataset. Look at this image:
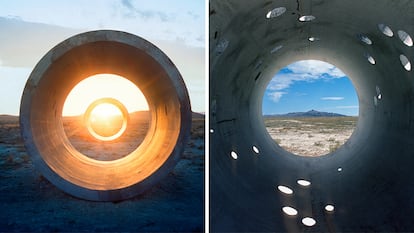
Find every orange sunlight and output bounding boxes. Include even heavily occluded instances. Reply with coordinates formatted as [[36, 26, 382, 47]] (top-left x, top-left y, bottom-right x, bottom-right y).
[[62, 74, 149, 116]]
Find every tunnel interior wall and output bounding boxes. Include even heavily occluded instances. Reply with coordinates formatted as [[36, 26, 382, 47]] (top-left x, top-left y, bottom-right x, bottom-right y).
[[210, 1, 414, 231]]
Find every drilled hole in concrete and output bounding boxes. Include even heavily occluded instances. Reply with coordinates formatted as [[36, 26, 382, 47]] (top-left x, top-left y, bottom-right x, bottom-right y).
[[277, 185, 293, 195], [308, 37, 319, 42], [270, 45, 283, 54], [337, 167, 343, 172], [378, 23, 393, 37], [231, 151, 238, 160], [210, 129, 215, 133], [266, 7, 286, 19], [302, 217, 316, 226], [297, 179, 311, 187], [252, 145, 260, 154], [299, 15, 315, 22], [282, 206, 298, 216], [358, 34, 372, 45], [263, 60, 358, 157], [400, 54, 411, 71], [398, 30, 413, 47], [63, 74, 150, 161], [325, 204, 335, 212], [365, 53, 376, 65]]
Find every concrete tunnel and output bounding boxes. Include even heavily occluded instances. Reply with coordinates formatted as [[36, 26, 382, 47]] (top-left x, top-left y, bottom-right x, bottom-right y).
[[210, 0, 414, 232], [20, 30, 191, 201]]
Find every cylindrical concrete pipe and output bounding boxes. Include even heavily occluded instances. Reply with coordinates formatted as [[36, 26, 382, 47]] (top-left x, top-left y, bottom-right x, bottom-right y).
[[210, 1, 413, 232], [20, 30, 191, 201]]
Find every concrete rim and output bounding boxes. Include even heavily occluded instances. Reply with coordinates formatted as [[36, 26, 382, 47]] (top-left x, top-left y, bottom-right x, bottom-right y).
[[20, 30, 191, 201]]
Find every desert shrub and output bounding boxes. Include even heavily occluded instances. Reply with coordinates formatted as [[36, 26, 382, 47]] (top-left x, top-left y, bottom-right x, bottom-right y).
[[314, 141, 323, 147]]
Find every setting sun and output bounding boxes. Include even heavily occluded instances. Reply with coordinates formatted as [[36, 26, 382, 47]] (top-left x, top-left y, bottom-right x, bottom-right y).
[[83, 98, 129, 141], [90, 103, 122, 121], [62, 74, 149, 116]]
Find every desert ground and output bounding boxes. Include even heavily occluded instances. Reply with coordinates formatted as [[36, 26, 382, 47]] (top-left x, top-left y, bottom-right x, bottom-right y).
[[264, 116, 357, 156], [0, 113, 204, 232]]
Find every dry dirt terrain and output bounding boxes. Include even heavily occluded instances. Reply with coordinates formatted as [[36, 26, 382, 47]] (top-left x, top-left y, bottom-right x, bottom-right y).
[[0, 113, 204, 232], [264, 116, 357, 156]]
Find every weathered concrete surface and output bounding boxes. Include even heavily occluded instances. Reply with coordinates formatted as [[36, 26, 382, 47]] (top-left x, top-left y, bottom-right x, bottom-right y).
[[210, 1, 414, 232], [20, 30, 192, 201]]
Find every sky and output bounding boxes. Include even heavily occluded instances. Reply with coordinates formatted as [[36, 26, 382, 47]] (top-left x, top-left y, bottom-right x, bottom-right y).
[[0, 0, 205, 115], [262, 60, 359, 116]]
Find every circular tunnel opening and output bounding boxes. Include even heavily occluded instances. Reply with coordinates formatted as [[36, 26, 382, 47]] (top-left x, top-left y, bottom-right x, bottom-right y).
[[62, 74, 150, 161], [20, 30, 191, 201], [86, 100, 127, 140], [262, 60, 359, 157]]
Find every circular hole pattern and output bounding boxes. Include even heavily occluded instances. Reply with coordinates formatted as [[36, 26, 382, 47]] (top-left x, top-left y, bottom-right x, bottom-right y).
[[282, 206, 298, 216], [299, 15, 316, 22], [252, 145, 260, 154], [337, 167, 343, 172], [400, 54, 411, 71], [378, 23, 393, 37], [302, 217, 316, 226], [398, 30, 413, 47], [277, 185, 293, 195], [325, 204, 335, 212], [297, 179, 311, 187], [266, 7, 286, 19], [231, 151, 238, 160]]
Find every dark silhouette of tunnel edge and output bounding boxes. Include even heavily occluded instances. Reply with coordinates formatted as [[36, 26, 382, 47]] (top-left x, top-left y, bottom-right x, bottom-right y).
[[20, 30, 191, 201]]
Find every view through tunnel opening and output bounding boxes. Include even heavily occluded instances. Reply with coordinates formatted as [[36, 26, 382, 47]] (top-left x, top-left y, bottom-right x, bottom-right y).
[[62, 74, 150, 161], [262, 60, 359, 157]]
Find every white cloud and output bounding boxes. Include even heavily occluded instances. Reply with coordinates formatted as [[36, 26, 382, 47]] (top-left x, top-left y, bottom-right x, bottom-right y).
[[267, 60, 347, 92], [268, 91, 286, 102], [287, 60, 346, 78], [321, 97, 344, 101], [0, 1, 204, 48], [336, 105, 359, 109]]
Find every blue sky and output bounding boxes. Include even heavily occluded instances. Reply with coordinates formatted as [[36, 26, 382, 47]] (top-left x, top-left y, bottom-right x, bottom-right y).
[[262, 60, 359, 116], [0, 0, 205, 115]]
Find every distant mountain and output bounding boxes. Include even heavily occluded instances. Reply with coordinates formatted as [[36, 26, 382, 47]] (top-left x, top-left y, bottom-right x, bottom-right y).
[[265, 109, 347, 118]]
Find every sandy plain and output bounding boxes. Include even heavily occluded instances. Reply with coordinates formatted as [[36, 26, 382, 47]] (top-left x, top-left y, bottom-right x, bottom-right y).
[[0, 113, 204, 232], [264, 116, 357, 157]]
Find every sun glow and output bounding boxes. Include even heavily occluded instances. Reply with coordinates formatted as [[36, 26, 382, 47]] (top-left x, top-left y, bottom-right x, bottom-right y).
[[83, 98, 129, 141], [90, 103, 122, 120], [63, 74, 148, 116]]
